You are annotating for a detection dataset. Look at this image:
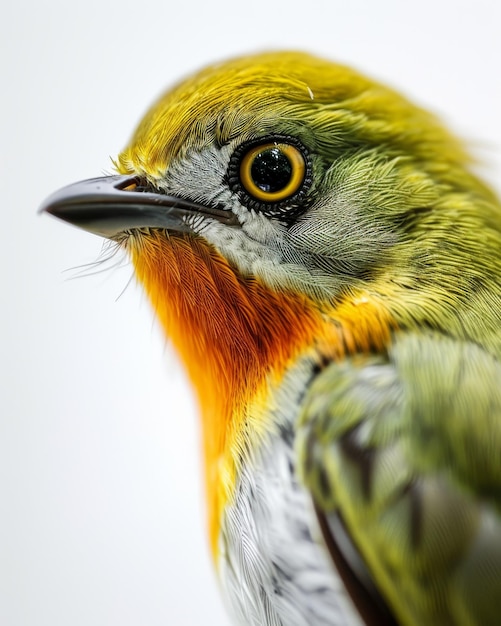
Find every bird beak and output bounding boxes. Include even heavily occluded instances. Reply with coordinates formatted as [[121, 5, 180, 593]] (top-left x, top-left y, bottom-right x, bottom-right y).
[[40, 174, 237, 239]]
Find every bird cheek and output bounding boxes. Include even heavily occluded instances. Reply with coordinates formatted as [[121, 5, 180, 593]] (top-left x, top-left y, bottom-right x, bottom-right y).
[[240, 212, 287, 245], [288, 196, 397, 275]]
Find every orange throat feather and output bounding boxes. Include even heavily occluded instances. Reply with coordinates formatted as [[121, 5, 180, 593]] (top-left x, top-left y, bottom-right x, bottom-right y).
[[125, 230, 394, 556]]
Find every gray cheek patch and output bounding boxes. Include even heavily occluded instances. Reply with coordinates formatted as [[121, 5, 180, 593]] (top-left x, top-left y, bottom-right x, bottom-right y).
[[152, 145, 350, 300]]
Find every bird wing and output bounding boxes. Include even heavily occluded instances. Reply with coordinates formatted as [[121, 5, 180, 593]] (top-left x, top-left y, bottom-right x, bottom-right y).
[[296, 333, 501, 626]]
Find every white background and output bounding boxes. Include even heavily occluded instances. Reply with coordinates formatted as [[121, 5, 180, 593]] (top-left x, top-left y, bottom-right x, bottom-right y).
[[2, 1, 501, 625]]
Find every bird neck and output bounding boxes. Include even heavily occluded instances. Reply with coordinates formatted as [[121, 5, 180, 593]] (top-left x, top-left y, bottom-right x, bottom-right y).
[[128, 232, 395, 557]]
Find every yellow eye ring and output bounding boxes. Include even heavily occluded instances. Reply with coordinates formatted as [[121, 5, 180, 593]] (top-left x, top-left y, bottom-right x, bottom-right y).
[[239, 142, 306, 202]]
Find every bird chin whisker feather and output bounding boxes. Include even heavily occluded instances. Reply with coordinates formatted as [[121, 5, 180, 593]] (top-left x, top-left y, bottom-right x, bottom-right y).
[[62, 240, 136, 302], [62, 239, 125, 280]]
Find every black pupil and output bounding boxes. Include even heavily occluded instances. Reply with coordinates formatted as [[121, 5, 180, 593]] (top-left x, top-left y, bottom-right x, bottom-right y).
[[250, 147, 292, 193]]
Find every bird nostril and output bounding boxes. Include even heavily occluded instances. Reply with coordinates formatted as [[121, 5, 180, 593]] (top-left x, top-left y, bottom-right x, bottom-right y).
[[122, 182, 138, 192], [115, 176, 144, 193]]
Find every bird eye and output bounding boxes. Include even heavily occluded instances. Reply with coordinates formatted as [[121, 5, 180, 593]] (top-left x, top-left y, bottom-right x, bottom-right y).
[[228, 136, 312, 219], [240, 142, 306, 201]]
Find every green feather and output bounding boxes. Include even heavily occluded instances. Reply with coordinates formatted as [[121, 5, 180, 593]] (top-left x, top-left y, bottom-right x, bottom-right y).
[[298, 333, 501, 626]]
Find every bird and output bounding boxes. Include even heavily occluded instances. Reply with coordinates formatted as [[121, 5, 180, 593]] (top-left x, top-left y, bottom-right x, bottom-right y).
[[41, 51, 501, 626]]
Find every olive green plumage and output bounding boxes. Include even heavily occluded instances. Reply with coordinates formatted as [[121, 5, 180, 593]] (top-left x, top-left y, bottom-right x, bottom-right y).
[[299, 333, 501, 625]]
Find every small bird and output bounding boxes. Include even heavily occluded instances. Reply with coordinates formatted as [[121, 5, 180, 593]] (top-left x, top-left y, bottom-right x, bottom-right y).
[[41, 52, 501, 626]]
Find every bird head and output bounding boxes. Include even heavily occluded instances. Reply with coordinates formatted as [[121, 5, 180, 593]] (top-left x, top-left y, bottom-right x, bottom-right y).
[[41, 51, 501, 552]]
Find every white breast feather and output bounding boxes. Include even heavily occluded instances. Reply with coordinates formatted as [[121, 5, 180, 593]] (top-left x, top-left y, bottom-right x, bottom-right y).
[[218, 359, 364, 626]]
